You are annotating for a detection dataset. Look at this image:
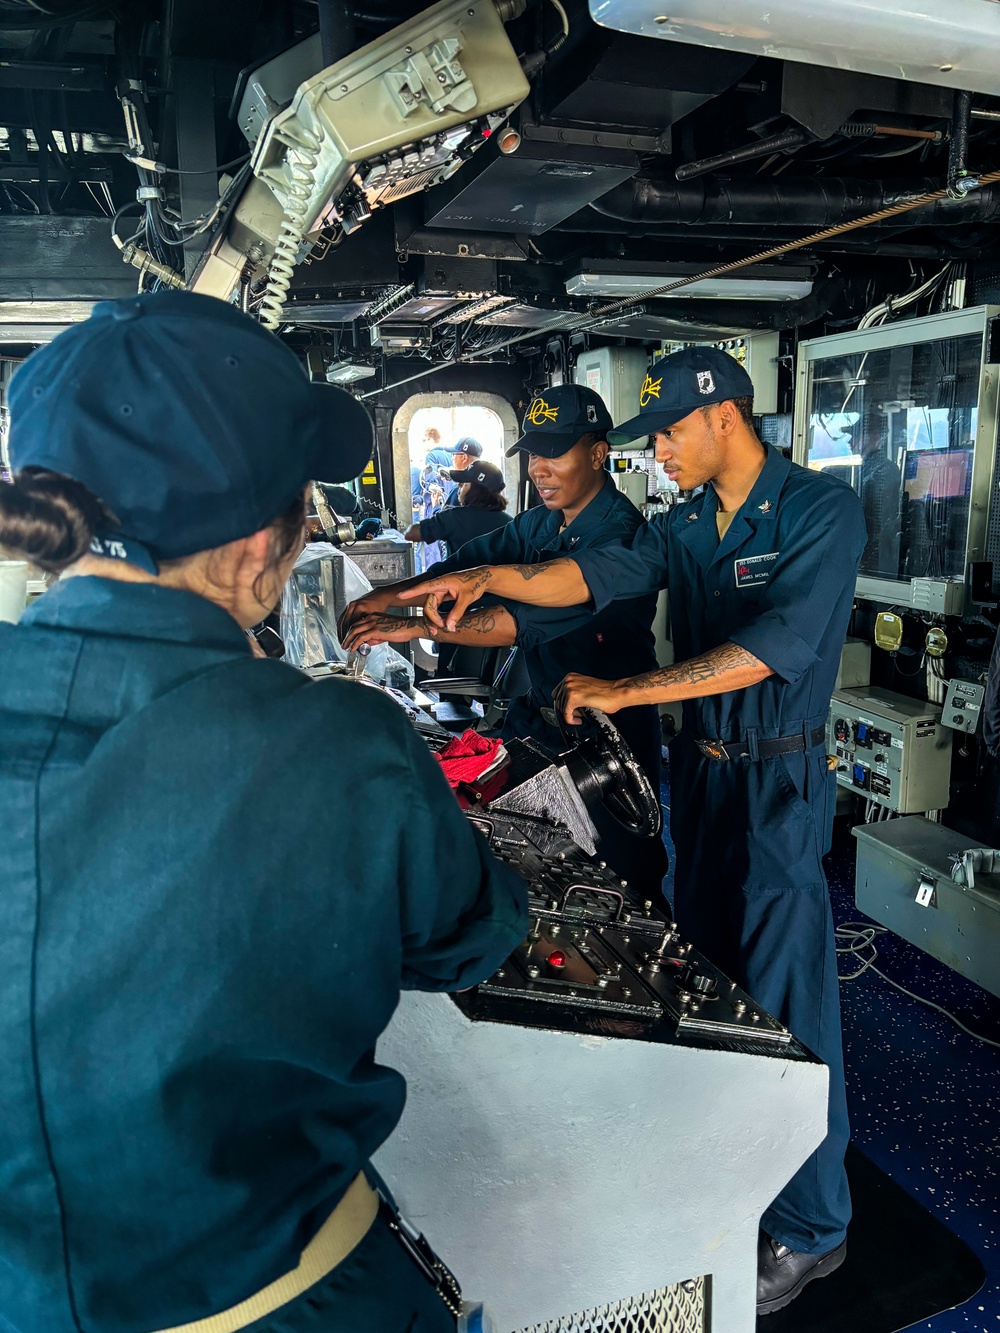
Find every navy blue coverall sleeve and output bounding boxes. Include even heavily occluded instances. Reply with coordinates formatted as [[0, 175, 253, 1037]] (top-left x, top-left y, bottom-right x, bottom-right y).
[[426, 517, 594, 647], [571, 520, 670, 611], [501, 599, 604, 650], [397, 722, 528, 991], [427, 521, 528, 575], [415, 511, 446, 543], [727, 487, 866, 683]]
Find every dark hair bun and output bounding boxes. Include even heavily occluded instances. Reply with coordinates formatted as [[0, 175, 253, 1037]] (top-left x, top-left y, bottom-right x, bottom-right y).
[[0, 469, 116, 574]]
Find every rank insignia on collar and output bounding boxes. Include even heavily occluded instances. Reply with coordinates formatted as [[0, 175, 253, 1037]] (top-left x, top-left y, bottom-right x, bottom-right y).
[[757, 499, 772, 513], [686, 511, 699, 521]]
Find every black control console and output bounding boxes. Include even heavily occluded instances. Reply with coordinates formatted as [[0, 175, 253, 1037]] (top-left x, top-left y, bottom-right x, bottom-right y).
[[459, 808, 808, 1058]]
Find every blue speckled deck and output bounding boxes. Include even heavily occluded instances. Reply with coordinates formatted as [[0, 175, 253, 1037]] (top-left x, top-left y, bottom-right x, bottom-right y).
[[660, 757, 1000, 1330]]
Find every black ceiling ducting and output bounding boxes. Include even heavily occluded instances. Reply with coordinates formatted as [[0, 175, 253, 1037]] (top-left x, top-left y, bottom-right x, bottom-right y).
[[540, 30, 756, 137], [422, 135, 638, 236], [591, 177, 1000, 229], [780, 65, 952, 140]]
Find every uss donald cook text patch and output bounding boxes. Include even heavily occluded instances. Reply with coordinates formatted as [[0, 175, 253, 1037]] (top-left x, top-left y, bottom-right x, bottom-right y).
[[735, 551, 778, 588]]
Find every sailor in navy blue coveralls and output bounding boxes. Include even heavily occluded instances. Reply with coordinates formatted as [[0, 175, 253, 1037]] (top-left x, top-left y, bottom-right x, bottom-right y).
[[576, 438, 865, 1259], [0, 292, 530, 1333], [342, 385, 667, 898]]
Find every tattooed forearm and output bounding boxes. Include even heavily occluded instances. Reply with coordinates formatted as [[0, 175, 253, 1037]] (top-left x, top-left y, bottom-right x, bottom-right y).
[[618, 641, 773, 703], [452, 568, 493, 596], [489, 557, 590, 606], [361, 613, 413, 637], [431, 605, 517, 646], [504, 561, 560, 581]]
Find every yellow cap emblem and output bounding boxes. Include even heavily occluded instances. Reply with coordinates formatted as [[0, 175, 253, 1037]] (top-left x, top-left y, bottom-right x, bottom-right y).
[[527, 397, 559, 426], [639, 374, 662, 408]]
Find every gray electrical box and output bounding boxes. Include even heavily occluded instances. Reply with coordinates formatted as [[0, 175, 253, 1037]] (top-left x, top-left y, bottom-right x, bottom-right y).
[[574, 346, 649, 432], [854, 815, 1000, 1000], [941, 678, 986, 734], [835, 637, 871, 691], [342, 536, 414, 587], [828, 685, 952, 813]]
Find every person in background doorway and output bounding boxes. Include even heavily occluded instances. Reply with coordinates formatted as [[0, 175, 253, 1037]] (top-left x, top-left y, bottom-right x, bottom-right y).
[[443, 437, 483, 505], [414, 441, 455, 571], [405, 459, 511, 552], [410, 426, 441, 518]]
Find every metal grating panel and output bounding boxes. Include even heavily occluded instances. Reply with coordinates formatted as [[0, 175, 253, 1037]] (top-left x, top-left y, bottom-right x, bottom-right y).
[[984, 493, 1000, 597], [369, 163, 454, 207], [517, 1276, 707, 1333]]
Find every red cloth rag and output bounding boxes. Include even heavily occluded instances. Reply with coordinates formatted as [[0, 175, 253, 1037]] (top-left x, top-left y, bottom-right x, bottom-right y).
[[434, 729, 503, 789]]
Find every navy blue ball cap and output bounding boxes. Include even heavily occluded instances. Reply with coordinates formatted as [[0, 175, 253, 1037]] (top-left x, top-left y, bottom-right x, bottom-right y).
[[448, 459, 505, 493], [447, 437, 483, 458], [608, 346, 755, 445], [8, 290, 374, 566], [507, 383, 613, 458]]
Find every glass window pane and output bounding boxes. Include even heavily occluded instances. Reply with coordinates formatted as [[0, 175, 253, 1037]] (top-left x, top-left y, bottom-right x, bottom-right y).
[[805, 333, 981, 582]]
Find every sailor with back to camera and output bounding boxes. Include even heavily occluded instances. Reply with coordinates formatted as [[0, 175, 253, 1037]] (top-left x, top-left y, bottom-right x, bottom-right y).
[[0, 291, 527, 1333]]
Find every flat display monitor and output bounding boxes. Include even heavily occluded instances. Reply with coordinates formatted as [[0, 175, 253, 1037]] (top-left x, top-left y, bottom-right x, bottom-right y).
[[904, 449, 972, 501]]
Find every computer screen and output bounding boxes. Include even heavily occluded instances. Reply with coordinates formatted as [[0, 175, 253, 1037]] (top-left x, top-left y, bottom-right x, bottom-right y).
[[903, 449, 971, 500]]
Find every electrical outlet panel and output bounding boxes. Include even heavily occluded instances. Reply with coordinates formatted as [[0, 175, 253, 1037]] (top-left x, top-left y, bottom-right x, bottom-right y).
[[828, 685, 952, 813]]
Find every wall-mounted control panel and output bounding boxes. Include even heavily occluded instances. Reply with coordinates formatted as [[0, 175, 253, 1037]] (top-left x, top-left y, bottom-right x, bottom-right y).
[[827, 686, 953, 813], [941, 678, 986, 735]]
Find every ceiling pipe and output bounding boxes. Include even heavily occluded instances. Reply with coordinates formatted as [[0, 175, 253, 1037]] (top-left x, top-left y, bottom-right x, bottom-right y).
[[947, 89, 978, 197], [556, 219, 978, 259], [592, 176, 1000, 229], [675, 126, 815, 181], [318, 0, 355, 66]]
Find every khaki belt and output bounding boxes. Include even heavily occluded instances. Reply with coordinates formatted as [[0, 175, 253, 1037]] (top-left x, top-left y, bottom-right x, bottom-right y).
[[155, 1173, 379, 1333]]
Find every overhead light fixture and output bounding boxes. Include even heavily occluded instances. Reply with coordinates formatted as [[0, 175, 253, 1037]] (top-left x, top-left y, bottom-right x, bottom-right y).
[[325, 361, 377, 385], [590, 0, 1000, 97], [565, 274, 813, 301], [0, 301, 94, 345], [0, 300, 95, 323], [439, 295, 517, 324]]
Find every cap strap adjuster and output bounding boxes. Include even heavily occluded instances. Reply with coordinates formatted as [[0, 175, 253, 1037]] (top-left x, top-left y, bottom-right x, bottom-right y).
[[90, 532, 159, 575]]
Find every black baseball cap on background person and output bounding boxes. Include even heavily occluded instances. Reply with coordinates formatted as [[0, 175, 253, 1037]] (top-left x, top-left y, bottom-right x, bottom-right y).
[[448, 459, 505, 493], [7, 290, 374, 572], [608, 346, 755, 445], [506, 384, 613, 458], [447, 437, 483, 458]]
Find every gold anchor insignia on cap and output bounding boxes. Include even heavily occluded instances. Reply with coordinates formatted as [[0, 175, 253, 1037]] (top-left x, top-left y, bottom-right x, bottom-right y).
[[639, 373, 662, 407], [527, 397, 559, 425]]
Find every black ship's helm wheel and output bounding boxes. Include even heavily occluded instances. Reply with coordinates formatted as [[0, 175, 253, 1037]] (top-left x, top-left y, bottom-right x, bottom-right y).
[[558, 707, 662, 839]]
